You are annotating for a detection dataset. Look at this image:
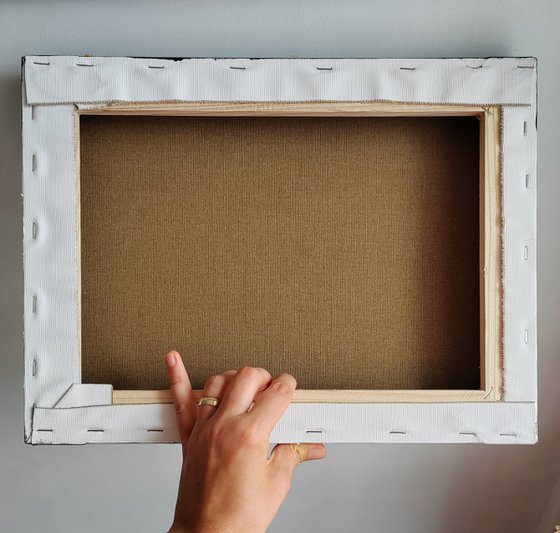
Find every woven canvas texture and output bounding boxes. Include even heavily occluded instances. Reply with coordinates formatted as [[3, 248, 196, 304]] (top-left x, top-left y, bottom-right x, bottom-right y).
[[80, 114, 480, 391]]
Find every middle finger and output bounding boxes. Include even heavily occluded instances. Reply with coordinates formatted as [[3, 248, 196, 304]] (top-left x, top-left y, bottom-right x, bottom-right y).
[[217, 366, 272, 417]]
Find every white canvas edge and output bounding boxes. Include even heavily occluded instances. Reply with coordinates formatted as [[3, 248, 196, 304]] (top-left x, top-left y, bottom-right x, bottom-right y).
[[21, 56, 537, 445], [31, 402, 537, 445], [23, 56, 536, 106]]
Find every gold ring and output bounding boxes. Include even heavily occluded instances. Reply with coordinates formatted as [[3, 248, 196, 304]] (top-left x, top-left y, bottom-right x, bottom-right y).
[[198, 396, 220, 408]]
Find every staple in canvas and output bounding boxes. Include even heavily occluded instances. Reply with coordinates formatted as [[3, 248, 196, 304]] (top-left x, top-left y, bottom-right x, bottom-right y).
[[148, 65, 165, 70], [75, 62, 94, 67], [524, 245, 529, 260], [499, 433, 517, 437], [32, 154, 37, 172], [229, 66, 246, 70], [465, 65, 483, 70], [32, 220, 37, 239], [32, 357, 37, 377], [483, 387, 494, 400], [459, 432, 478, 437], [31, 106, 36, 120], [305, 430, 323, 434], [32, 294, 37, 314], [147, 429, 164, 432], [316, 67, 333, 71], [400, 67, 416, 71], [517, 65, 535, 69], [32, 61, 50, 66], [525, 174, 530, 188], [523, 121, 528, 135], [87, 429, 104, 433], [389, 431, 407, 435]]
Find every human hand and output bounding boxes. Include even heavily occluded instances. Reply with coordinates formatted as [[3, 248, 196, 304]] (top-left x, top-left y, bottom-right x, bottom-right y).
[[165, 351, 327, 533]]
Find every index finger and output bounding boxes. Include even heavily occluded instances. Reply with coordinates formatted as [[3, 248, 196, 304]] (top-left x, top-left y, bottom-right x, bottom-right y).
[[247, 373, 296, 436], [165, 351, 197, 447]]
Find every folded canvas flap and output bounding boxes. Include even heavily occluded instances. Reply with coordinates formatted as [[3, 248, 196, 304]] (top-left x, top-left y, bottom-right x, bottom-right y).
[[53, 384, 113, 408], [24, 56, 536, 106]]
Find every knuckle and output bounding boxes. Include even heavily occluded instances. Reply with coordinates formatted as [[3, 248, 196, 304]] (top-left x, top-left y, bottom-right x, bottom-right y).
[[237, 366, 259, 380], [270, 380, 295, 396], [290, 443, 305, 462], [206, 423, 224, 446], [255, 366, 272, 379], [278, 373, 297, 388], [238, 425, 265, 448], [174, 401, 188, 415], [204, 374, 221, 388], [169, 375, 182, 387]]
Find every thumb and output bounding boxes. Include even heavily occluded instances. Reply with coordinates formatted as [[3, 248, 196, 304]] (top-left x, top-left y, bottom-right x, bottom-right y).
[[269, 442, 327, 479]]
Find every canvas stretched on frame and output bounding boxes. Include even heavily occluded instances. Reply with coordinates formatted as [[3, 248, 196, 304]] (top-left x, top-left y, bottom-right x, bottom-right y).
[[22, 56, 537, 444]]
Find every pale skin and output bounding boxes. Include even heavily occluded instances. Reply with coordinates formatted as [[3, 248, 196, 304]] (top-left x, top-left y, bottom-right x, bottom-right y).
[[165, 350, 327, 533]]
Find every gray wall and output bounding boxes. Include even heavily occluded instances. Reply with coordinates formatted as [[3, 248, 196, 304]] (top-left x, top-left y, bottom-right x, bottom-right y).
[[1, 2, 559, 532]]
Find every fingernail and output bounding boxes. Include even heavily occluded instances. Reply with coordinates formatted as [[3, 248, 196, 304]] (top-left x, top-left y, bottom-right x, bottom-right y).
[[166, 352, 176, 367], [309, 446, 325, 459]]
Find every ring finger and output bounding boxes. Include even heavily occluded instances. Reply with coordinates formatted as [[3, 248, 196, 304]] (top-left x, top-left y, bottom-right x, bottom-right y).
[[196, 370, 237, 424]]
